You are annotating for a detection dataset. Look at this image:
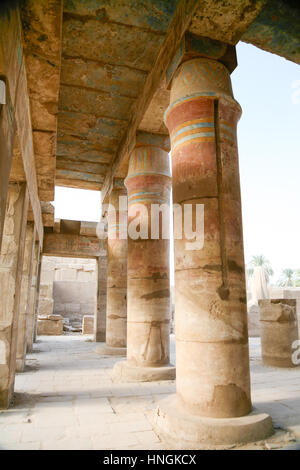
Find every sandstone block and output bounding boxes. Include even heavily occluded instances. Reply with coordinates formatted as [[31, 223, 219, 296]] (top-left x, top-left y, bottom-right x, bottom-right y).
[[40, 283, 53, 298], [259, 299, 299, 367], [37, 318, 63, 336], [82, 315, 94, 335], [39, 297, 53, 315]]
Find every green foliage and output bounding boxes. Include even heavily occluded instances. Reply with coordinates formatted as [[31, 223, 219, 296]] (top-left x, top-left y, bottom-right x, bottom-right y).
[[249, 255, 274, 277], [277, 268, 300, 287]]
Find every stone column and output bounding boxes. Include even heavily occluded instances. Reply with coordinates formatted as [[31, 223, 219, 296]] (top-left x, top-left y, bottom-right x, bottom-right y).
[[94, 253, 108, 342], [26, 240, 39, 352], [33, 254, 42, 344], [16, 223, 35, 372], [112, 142, 175, 382], [95, 187, 127, 355], [0, 183, 29, 408], [259, 299, 299, 367], [153, 58, 273, 447]]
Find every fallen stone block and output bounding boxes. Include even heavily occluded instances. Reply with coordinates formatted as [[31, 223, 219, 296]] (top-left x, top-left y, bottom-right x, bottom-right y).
[[259, 299, 299, 367], [82, 315, 94, 335], [37, 318, 63, 336]]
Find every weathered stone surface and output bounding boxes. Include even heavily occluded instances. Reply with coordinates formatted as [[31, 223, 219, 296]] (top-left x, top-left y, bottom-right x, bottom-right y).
[[152, 395, 273, 449], [0, 322, 12, 409], [0, 103, 16, 249], [16, 224, 35, 372], [39, 298, 54, 316], [28, 202, 55, 227], [40, 283, 53, 299], [165, 57, 250, 419], [248, 303, 261, 338], [21, 0, 63, 201], [48, 314, 63, 321], [26, 241, 40, 353], [259, 299, 299, 368], [154, 56, 272, 447], [95, 253, 108, 342], [105, 188, 128, 349], [37, 318, 63, 336], [113, 141, 174, 383], [82, 315, 94, 335], [0, 184, 29, 408], [101, 0, 203, 196], [242, 0, 300, 65], [189, 0, 265, 45], [0, 10, 43, 245], [43, 232, 105, 258]]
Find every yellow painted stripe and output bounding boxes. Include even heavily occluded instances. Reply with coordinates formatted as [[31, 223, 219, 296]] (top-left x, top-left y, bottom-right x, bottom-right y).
[[171, 127, 214, 145], [172, 136, 215, 152], [171, 118, 214, 136]]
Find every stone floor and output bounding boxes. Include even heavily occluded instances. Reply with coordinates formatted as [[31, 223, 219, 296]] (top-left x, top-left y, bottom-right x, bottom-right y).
[[0, 334, 300, 450]]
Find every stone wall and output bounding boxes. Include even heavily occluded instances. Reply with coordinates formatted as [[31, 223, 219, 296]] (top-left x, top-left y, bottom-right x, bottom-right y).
[[40, 256, 97, 331]]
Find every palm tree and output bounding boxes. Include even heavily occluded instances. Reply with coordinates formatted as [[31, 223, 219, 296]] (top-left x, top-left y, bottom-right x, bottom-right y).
[[249, 255, 274, 277], [294, 269, 300, 287], [278, 268, 294, 287], [246, 267, 254, 277]]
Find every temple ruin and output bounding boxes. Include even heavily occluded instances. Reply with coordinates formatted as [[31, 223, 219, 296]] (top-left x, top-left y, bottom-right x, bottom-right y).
[[0, 0, 299, 451]]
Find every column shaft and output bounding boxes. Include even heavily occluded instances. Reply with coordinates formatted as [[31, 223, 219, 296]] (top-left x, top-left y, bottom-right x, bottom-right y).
[[94, 253, 108, 342], [106, 188, 128, 348], [33, 255, 42, 343], [26, 241, 39, 352], [0, 183, 29, 408], [165, 58, 251, 418], [112, 144, 175, 382], [95, 187, 128, 355], [153, 57, 272, 447], [16, 224, 35, 372], [126, 147, 171, 367]]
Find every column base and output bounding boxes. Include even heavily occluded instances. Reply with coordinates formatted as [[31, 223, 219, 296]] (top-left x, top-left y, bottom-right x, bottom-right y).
[[15, 358, 26, 373], [94, 342, 127, 356], [93, 332, 106, 342], [152, 395, 273, 449], [0, 384, 14, 410], [112, 360, 176, 383]]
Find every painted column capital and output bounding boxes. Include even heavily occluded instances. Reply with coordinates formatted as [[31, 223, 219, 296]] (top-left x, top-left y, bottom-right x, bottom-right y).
[[165, 57, 241, 127]]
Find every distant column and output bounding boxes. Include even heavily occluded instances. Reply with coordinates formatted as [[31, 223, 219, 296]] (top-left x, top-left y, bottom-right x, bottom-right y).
[[16, 223, 35, 372], [94, 252, 108, 342], [112, 141, 175, 382], [95, 186, 127, 355], [33, 254, 42, 343], [26, 239, 39, 352]]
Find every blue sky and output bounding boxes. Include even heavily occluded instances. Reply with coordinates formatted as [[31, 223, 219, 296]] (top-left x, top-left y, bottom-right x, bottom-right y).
[[54, 42, 300, 282], [232, 42, 300, 280]]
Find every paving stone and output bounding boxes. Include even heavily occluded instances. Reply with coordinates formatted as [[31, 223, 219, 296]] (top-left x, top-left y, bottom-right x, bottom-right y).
[[0, 335, 299, 450]]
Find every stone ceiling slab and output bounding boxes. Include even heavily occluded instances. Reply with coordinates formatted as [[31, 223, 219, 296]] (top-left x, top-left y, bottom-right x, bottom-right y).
[[63, 0, 178, 34], [58, 112, 128, 144], [242, 0, 300, 64], [59, 84, 134, 121], [21, 0, 63, 203], [60, 57, 147, 99], [62, 17, 165, 72], [188, 0, 265, 45], [138, 87, 170, 135], [56, 157, 109, 176], [56, 141, 114, 164]]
